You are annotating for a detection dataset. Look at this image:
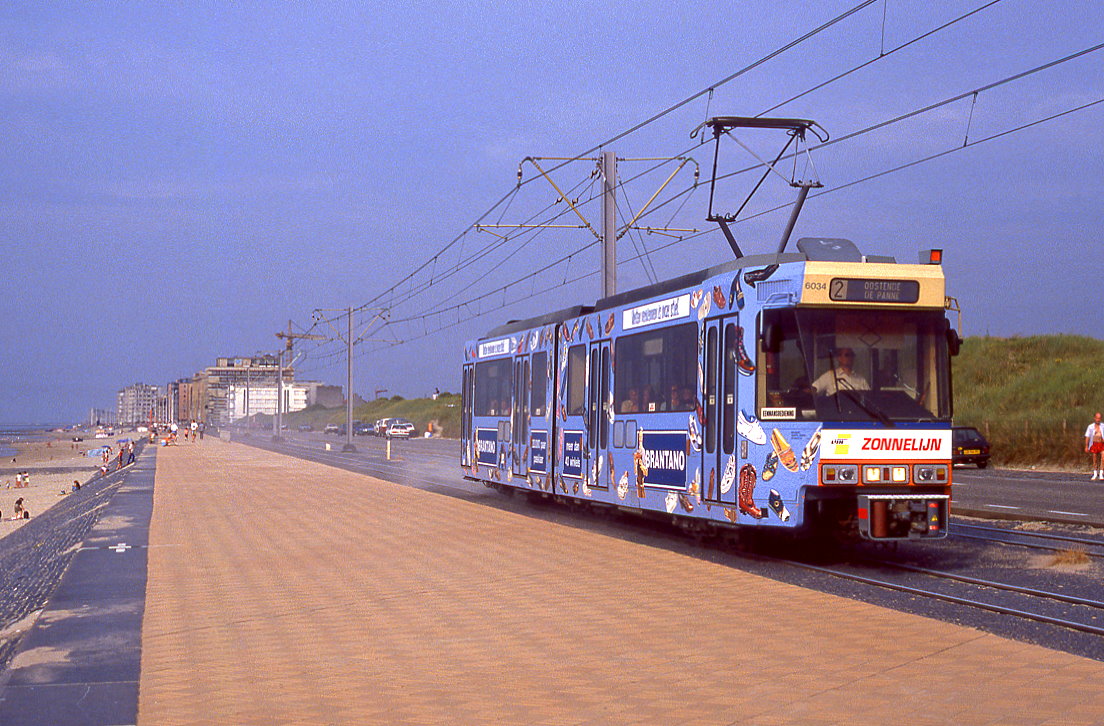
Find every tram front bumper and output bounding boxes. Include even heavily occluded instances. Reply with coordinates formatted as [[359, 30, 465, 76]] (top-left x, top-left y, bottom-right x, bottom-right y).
[[857, 493, 949, 540]]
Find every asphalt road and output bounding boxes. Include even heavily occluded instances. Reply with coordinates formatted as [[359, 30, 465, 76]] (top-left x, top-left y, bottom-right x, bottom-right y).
[[952, 467, 1104, 527]]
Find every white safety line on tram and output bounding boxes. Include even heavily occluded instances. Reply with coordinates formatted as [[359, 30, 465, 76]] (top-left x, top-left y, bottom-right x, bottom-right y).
[[1047, 510, 1089, 517], [986, 505, 1021, 510]]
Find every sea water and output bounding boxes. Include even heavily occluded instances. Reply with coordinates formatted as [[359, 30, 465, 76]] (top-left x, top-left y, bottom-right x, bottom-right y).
[[0, 424, 58, 459]]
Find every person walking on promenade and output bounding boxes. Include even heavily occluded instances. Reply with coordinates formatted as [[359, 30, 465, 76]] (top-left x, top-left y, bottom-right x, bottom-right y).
[[1087, 412, 1104, 480]]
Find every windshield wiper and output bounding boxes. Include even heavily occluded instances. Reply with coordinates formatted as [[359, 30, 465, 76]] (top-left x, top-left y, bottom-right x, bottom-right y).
[[839, 389, 895, 428]]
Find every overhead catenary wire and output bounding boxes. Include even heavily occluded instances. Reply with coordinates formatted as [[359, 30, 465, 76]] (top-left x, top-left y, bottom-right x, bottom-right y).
[[351, 91, 1103, 358], [757, 0, 1006, 118], [293, 3, 1098, 376], [313, 0, 1017, 337], [366, 42, 1104, 336], [303, 0, 886, 330], [307, 170, 604, 332]]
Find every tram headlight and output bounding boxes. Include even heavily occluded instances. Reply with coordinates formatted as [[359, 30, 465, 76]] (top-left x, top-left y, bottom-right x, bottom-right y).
[[860, 465, 908, 484], [822, 464, 857, 483], [913, 464, 948, 484]]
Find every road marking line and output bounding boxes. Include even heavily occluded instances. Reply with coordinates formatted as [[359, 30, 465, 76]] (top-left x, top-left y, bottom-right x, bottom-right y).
[[986, 505, 1021, 510], [1047, 510, 1089, 517]]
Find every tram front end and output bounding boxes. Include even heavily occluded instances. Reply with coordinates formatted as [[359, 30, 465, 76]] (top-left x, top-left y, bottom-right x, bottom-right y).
[[758, 252, 957, 540]]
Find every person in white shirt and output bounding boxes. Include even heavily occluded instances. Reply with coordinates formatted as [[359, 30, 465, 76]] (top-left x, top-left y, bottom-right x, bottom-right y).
[[1085, 412, 1104, 480], [811, 348, 870, 397]]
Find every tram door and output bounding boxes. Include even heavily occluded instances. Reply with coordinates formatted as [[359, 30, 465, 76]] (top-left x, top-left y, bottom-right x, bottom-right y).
[[511, 355, 530, 478], [703, 317, 740, 504], [586, 339, 612, 491], [560, 341, 588, 494], [528, 350, 551, 485], [461, 363, 474, 467]]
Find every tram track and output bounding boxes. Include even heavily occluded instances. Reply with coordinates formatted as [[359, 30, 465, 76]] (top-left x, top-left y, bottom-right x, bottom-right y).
[[949, 521, 1104, 558], [775, 555, 1104, 637]]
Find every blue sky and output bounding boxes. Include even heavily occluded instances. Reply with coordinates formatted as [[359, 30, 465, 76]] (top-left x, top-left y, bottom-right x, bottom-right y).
[[1, 1, 1101, 423]]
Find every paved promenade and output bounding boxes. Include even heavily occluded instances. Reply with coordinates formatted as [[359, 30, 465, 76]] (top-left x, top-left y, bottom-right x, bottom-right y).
[[136, 440, 1103, 725]]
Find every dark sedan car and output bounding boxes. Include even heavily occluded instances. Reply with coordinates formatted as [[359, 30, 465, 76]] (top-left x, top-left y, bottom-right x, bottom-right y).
[[952, 426, 991, 468]]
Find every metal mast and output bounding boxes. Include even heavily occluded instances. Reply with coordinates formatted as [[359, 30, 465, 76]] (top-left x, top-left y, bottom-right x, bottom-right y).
[[344, 307, 355, 452], [274, 321, 326, 442], [601, 151, 617, 297]]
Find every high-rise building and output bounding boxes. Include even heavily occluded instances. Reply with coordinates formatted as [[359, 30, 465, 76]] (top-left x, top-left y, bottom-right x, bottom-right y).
[[157, 355, 335, 426], [116, 383, 161, 425], [225, 382, 311, 422], [187, 355, 293, 425]]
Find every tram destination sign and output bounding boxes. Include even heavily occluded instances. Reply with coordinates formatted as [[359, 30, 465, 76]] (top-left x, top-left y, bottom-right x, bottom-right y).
[[829, 278, 920, 304]]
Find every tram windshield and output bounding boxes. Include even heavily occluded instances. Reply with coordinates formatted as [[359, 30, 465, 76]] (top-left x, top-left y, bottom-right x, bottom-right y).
[[758, 308, 952, 423]]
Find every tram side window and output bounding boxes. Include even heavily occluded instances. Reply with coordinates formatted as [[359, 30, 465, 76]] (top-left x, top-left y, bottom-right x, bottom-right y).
[[566, 344, 586, 415], [614, 322, 697, 413], [474, 358, 513, 416], [530, 352, 548, 417]]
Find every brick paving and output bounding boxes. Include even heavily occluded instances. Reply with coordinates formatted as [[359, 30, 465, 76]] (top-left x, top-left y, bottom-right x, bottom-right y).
[[139, 441, 1104, 725]]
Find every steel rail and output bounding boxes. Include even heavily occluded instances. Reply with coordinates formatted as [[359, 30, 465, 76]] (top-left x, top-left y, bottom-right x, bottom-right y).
[[951, 522, 1104, 549], [862, 559, 1104, 608], [775, 557, 1104, 637], [949, 529, 1104, 559]]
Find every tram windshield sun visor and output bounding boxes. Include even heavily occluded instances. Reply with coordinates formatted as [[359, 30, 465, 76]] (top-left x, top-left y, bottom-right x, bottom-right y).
[[758, 309, 952, 423]]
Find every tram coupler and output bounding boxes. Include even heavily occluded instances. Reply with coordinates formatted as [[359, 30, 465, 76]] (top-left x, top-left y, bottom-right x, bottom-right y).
[[856, 494, 949, 540]]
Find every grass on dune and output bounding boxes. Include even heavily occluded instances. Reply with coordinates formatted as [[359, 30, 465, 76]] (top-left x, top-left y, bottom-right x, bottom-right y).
[[953, 335, 1104, 467]]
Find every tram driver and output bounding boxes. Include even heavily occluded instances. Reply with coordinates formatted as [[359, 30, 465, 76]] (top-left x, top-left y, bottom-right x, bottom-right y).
[[811, 347, 870, 397]]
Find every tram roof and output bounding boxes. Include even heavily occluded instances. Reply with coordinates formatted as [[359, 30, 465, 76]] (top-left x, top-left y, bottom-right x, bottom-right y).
[[482, 253, 801, 338], [484, 305, 594, 338], [594, 252, 805, 312], [480, 241, 925, 338]]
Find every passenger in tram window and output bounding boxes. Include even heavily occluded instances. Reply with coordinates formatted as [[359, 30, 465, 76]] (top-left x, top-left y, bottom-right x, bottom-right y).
[[664, 384, 680, 411], [643, 385, 657, 412], [620, 388, 641, 413]]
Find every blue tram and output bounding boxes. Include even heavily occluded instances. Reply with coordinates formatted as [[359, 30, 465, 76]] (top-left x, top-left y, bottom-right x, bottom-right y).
[[460, 238, 958, 540]]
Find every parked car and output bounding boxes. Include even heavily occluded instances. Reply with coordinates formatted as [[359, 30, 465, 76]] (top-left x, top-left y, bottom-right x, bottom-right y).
[[386, 420, 416, 438], [297, 424, 314, 432], [323, 424, 340, 435], [353, 421, 373, 436], [373, 418, 396, 436], [952, 426, 991, 468]]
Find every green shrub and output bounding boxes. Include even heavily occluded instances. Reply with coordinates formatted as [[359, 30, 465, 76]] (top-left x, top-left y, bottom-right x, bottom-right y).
[[954, 335, 1104, 467]]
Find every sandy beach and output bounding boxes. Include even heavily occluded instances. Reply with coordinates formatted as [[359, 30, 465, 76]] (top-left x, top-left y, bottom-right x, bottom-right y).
[[0, 430, 135, 540]]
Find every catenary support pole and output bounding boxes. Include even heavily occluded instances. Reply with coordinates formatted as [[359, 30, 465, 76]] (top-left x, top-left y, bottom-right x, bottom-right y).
[[273, 351, 283, 442], [343, 306, 357, 453], [601, 150, 617, 298]]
